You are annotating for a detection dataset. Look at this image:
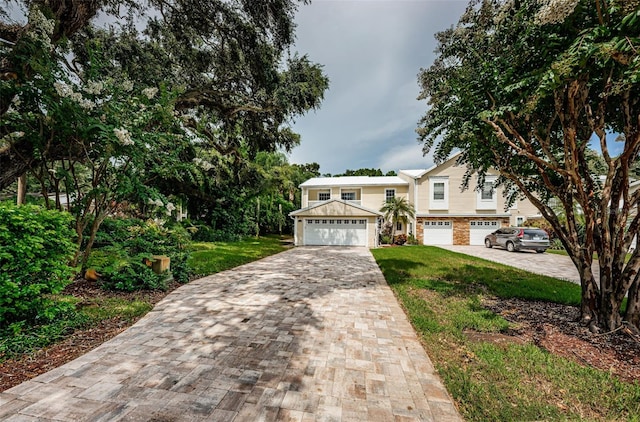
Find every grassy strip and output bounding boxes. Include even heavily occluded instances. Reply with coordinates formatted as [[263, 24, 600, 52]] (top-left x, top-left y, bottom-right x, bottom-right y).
[[1, 236, 287, 362], [188, 235, 288, 276], [372, 246, 640, 422]]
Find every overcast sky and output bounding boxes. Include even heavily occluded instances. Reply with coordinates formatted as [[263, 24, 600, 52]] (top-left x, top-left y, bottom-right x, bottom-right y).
[[288, 0, 469, 175]]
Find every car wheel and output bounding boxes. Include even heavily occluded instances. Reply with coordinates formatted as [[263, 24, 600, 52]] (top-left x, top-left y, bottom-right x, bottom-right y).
[[536, 249, 545, 253], [484, 238, 492, 248], [506, 241, 515, 252]]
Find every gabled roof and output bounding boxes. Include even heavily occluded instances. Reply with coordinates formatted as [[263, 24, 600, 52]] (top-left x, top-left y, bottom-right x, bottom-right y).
[[399, 151, 463, 179], [399, 169, 428, 179], [299, 176, 409, 188], [289, 199, 383, 217]]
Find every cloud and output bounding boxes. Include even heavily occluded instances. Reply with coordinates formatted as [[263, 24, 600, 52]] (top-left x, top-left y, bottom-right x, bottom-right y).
[[288, 0, 469, 175]]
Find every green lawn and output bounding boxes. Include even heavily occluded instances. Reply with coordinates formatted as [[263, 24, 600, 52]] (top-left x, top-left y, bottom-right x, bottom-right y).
[[0, 236, 288, 363], [188, 235, 289, 276], [372, 246, 640, 422]]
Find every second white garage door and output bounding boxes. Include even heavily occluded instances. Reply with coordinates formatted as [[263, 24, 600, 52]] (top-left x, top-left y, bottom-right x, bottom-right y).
[[304, 219, 368, 246], [469, 220, 501, 245], [423, 221, 453, 245]]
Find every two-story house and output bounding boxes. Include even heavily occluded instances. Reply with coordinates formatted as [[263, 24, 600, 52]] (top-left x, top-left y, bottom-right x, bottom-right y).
[[289, 175, 409, 247], [289, 154, 541, 247]]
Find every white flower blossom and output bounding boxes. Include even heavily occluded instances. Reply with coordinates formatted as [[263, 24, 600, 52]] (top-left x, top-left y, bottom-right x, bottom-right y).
[[78, 98, 95, 110], [114, 128, 134, 146], [193, 157, 214, 171], [54, 81, 73, 98], [535, 0, 579, 26], [148, 198, 157, 205], [154, 199, 164, 207], [122, 80, 134, 92], [10, 131, 25, 138], [142, 87, 158, 99], [84, 80, 104, 95], [11, 96, 21, 107], [25, 7, 55, 50], [166, 202, 176, 212]]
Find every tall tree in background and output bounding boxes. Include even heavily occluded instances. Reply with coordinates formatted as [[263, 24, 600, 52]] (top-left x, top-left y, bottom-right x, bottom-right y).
[[417, 0, 640, 331]]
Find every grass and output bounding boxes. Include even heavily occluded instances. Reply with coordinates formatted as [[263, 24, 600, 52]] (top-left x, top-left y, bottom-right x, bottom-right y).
[[371, 246, 640, 422], [188, 235, 289, 276], [0, 236, 288, 363]]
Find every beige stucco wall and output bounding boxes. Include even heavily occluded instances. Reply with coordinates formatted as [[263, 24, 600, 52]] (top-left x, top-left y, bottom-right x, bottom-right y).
[[360, 185, 409, 210], [302, 184, 409, 209]]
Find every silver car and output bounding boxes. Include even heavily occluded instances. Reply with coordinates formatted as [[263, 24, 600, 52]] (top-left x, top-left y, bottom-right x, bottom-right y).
[[484, 227, 550, 253]]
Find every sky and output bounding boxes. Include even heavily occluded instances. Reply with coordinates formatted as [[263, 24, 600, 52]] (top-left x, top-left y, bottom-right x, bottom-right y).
[[288, 0, 470, 175]]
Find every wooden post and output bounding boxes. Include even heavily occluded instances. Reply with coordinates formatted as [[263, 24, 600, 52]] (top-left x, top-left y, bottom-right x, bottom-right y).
[[17, 174, 26, 206]]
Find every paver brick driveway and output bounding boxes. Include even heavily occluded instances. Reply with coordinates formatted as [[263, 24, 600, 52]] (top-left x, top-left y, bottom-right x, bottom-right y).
[[0, 247, 461, 421], [438, 245, 599, 285]]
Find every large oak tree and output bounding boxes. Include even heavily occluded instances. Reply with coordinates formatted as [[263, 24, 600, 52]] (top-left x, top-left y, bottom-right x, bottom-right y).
[[417, 0, 640, 331]]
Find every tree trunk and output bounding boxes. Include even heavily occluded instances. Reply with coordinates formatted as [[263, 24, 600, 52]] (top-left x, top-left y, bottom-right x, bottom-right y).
[[16, 174, 27, 205], [625, 277, 640, 330], [578, 262, 599, 323], [0, 140, 36, 191]]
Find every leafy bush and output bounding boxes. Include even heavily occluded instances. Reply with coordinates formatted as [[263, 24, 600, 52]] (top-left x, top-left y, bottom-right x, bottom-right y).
[[188, 222, 242, 243], [380, 235, 392, 245], [0, 203, 77, 324], [100, 256, 169, 291], [87, 217, 192, 291], [393, 234, 408, 245]]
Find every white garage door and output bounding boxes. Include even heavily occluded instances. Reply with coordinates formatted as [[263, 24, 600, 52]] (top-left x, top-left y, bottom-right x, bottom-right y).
[[469, 220, 501, 245], [304, 218, 368, 246], [423, 221, 453, 245]]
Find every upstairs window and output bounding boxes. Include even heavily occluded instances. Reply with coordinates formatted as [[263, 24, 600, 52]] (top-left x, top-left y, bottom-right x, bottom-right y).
[[318, 191, 331, 201], [433, 183, 445, 200], [341, 191, 356, 201], [385, 189, 396, 202], [429, 177, 449, 210], [476, 177, 497, 210]]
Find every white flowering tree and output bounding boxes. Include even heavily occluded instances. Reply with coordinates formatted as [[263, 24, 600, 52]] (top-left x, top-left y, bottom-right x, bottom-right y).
[[0, 0, 328, 192], [417, 0, 640, 331], [0, 7, 198, 266]]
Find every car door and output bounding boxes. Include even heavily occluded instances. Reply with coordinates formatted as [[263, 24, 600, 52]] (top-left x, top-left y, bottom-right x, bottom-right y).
[[495, 229, 510, 248]]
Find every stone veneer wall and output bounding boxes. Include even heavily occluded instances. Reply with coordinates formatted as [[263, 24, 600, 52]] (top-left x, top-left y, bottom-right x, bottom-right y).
[[417, 216, 511, 245]]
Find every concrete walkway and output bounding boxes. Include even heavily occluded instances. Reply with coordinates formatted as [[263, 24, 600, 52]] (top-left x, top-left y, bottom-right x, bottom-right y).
[[0, 247, 461, 422], [437, 245, 599, 285]]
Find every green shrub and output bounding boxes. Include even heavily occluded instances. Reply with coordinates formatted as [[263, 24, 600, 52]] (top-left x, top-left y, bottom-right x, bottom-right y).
[[0, 203, 77, 324], [100, 255, 168, 291], [380, 235, 392, 245], [394, 234, 408, 245], [189, 222, 242, 242], [88, 217, 192, 291]]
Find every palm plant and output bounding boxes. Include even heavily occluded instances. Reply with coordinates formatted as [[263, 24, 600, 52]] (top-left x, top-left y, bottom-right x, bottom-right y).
[[380, 196, 415, 243]]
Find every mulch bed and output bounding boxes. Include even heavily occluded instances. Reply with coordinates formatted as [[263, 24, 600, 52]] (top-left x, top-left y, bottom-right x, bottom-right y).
[[481, 297, 640, 384], [0, 279, 179, 392]]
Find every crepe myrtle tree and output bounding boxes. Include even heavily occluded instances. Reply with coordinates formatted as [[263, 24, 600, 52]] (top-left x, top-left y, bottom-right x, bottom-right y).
[[0, 0, 328, 190], [417, 0, 640, 331], [0, 8, 195, 267]]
